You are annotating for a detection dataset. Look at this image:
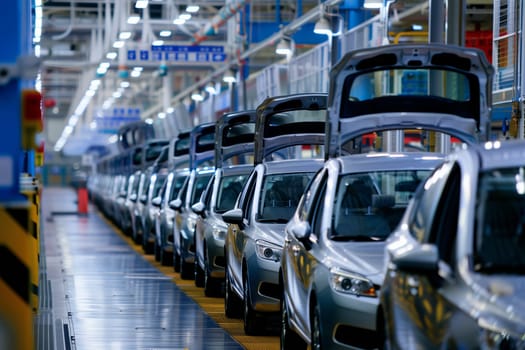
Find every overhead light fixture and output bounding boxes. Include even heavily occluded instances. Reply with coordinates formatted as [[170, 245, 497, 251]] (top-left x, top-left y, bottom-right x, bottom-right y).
[[152, 40, 164, 46], [223, 71, 236, 83], [158, 112, 166, 119], [173, 18, 185, 25], [191, 90, 204, 102], [145, 118, 154, 124], [106, 52, 118, 60], [205, 82, 217, 95], [119, 31, 132, 40], [314, 16, 332, 35], [160, 30, 172, 37], [135, 0, 149, 9], [275, 37, 293, 56], [179, 13, 192, 20], [127, 15, 141, 24], [113, 40, 125, 48], [186, 5, 200, 13], [364, 0, 383, 9]]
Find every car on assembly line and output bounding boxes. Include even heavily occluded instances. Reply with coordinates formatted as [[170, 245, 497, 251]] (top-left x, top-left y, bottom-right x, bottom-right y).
[[381, 139, 525, 350], [280, 43, 494, 350], [171, 122, 216, 279], [222, 93, 327, 335], [192, 110, 257, 296], [153, 130, 191, 266]]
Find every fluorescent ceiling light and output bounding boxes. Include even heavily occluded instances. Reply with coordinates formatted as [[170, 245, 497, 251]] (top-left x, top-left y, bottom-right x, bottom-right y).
[[120, 81, 130, 88], [173, 18, 185, 25], [166, 107, 174, 113], [179, 13, 192, 20], [205, 82, 217, 94], [135, 0, 148, 9], [113, 40, 125, 48], [158, 112, 166, 119], [191, 91, 204, 101], [106, 52, 117, 60], [119, 31, 132, 40], [127, 15, 140, 24], [223, 71, 236, 83], [160, 30, 172, 37], [145, 118, 154, 124], [186, 5, 199, 13], [152, 40, 164, 46]]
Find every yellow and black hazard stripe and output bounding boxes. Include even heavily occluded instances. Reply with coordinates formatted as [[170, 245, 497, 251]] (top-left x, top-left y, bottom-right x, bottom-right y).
[[0, 204, 35, 350], [22, 186, 40, 313]]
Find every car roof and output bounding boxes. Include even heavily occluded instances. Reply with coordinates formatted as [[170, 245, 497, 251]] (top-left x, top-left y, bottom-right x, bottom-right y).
[[336, 152, 445, 174], [221, 164, 254, 176], [263, 158, 325, 175]]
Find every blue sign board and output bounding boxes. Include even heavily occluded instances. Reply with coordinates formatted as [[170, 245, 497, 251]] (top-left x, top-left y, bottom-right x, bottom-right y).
[[126, 45, 226, 63]]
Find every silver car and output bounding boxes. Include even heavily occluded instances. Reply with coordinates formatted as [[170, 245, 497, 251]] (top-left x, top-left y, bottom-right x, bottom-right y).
[[382, 139, 525, 350], [222, 93, 327, 335], [280, 42, 494, 349], [193, 110, 257, 296], [281, 153, 442, 349], [172, 122, 216, 279]]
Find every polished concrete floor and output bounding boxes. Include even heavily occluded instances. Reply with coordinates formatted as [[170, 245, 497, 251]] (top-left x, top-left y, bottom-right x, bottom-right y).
[[37, 187, 245, 350]]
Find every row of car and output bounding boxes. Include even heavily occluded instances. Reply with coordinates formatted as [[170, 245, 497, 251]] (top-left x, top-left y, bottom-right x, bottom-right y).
[[88, 43, 525, 350]]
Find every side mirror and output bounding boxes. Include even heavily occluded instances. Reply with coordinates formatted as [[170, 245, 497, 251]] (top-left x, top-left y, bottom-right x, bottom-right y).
[[129, 193, 137, 202], [392, 244, 439, 274], [140, 194, 148, 203], [191, 201, 206, 217], [169, 198, 183, 212], [152, 196, 162, 207], [289, 221, 312, 249], [222, 208, 244, 228]]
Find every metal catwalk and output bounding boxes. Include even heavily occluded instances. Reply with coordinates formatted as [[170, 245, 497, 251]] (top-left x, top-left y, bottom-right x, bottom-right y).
[[37, 187, 244, 350]]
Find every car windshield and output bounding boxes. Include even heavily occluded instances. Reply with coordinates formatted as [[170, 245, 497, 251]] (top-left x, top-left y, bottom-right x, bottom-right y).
[[258, 172, 314, 223], [474, 167, 525, 274], [331, 170, 432, 241], [216, 174, 249, 214]]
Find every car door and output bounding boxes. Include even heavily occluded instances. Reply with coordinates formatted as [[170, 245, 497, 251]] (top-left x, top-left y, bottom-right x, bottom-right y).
[[388, 161, 465, 348], [284, 167, 329, 333], [227, 168, 258, 294]]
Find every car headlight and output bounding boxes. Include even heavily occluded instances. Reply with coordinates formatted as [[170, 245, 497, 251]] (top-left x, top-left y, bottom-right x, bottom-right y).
[[329, 267, 377, 297], [212, 228, 226, 241], [255, 240, 282, 262]]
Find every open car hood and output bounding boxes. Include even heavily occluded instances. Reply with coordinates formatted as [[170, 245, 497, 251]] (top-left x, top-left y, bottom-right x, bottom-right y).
[[215, 110, 257, 168], [326, 43, 494, 158], [254, 93, 327, 164]]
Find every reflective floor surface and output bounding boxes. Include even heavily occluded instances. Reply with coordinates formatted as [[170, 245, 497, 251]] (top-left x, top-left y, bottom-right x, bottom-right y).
[[37, 187, 244, 350]]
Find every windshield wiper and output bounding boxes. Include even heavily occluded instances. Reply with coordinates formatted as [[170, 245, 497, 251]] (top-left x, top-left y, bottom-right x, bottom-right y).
[[330, 235, 385, 242]]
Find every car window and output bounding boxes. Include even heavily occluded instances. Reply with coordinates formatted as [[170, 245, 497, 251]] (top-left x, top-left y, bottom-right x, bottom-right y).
[[474, 166, 525, 273], [310, 174, 328, 236], [202, 175, 215, 207], [408, 162, 454, 242], [152, 174, 167, 199], [170, 175, 187, 201], [191, 174, 213, 206], [427, 164, 461, 266], [258, 172, 314, 223], [238, 172, 257, 222], [332, 169, 433, 241], [298, 169, 326, 222], [216, 174, 249, 214]]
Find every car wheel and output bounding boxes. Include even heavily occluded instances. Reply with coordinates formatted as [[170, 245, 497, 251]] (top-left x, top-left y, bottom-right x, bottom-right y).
[[224, 271, 242, 318], [180, 254, 194, 280], [154, 239, 161, 261], [311, 303, 323, 350], [160, 247, 172, 266], [280, 296, 306, 350], [173, 250, 181, 272], [243, 275, 261, 335], [194, 260, 205, 287]]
